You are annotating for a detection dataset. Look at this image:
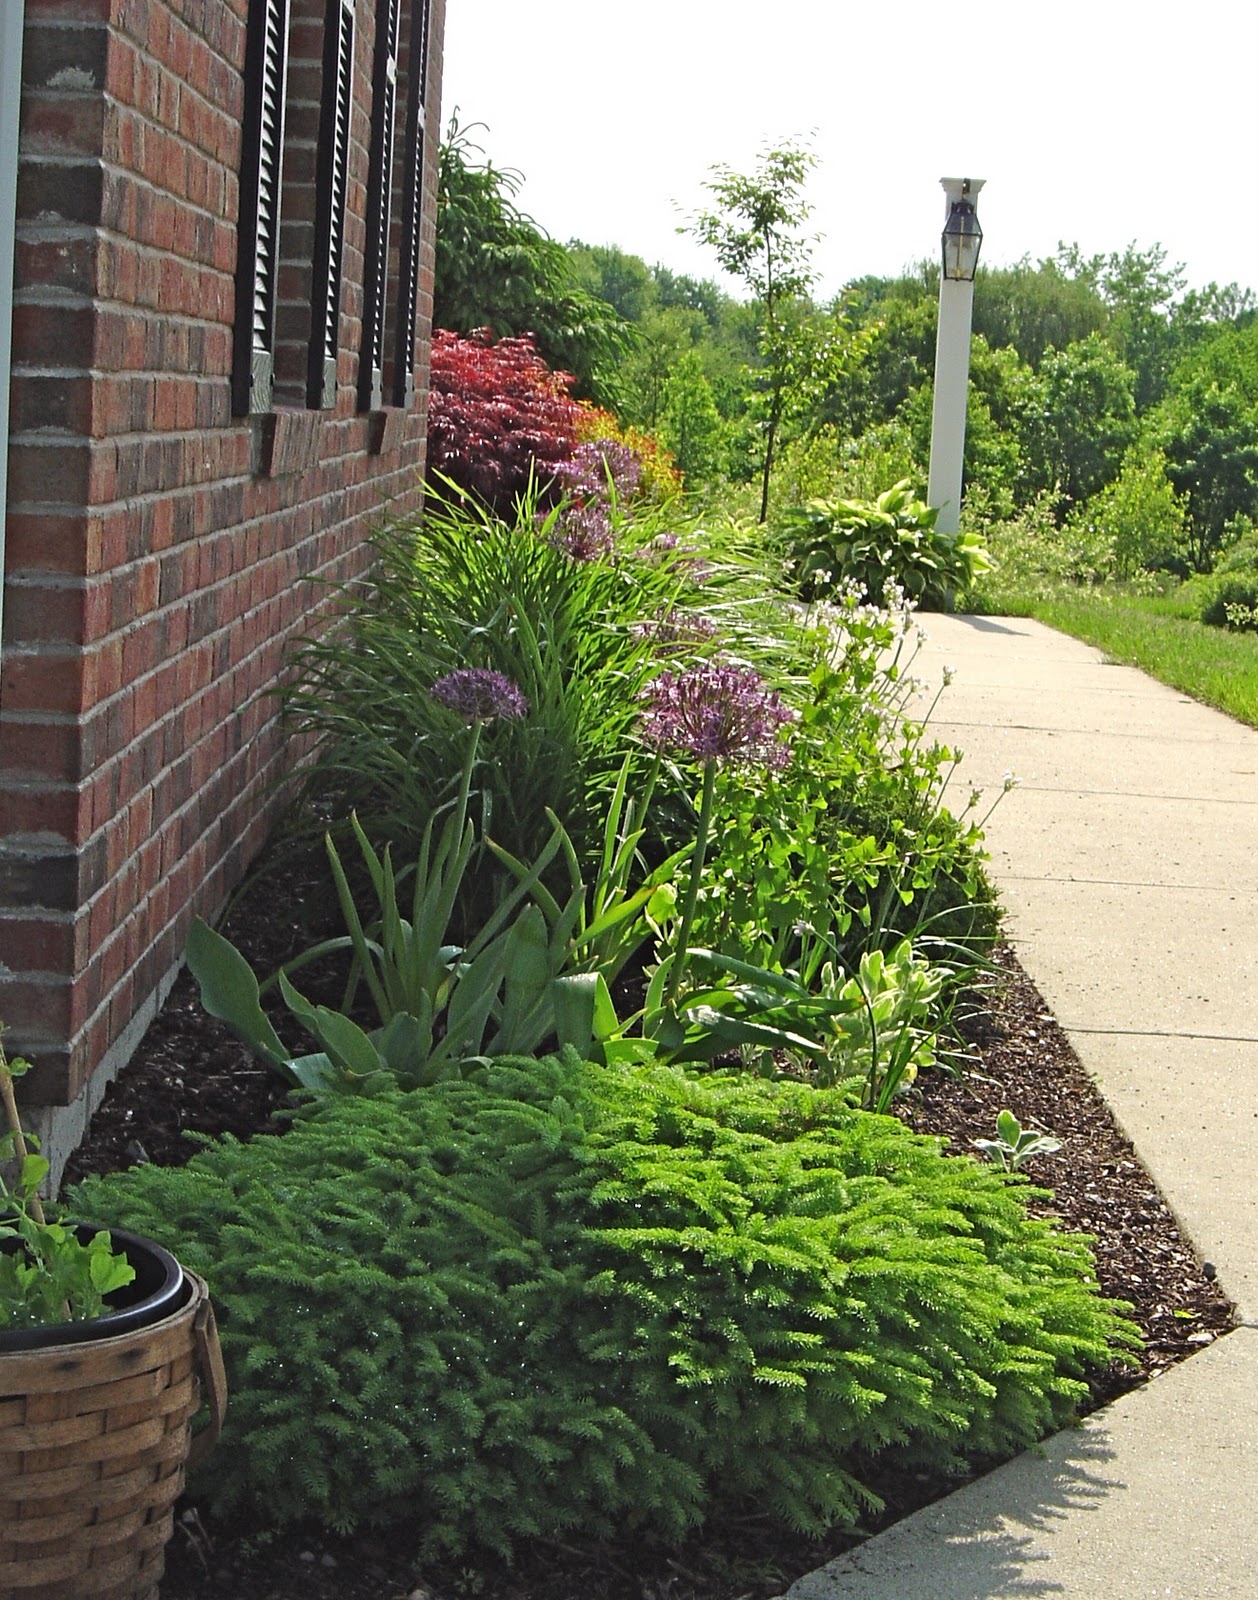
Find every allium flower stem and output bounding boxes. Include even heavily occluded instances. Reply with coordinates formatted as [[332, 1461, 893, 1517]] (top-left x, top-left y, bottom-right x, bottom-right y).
[[664, 759, 717, 1007], [453, 720, 483, 835]]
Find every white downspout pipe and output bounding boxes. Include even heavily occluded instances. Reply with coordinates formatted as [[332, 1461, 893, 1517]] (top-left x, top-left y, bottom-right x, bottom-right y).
[[0, 0, 25, 693]]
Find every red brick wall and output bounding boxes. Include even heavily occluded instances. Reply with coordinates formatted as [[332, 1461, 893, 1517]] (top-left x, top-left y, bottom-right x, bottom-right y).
[[1, 0, 445, 1148]]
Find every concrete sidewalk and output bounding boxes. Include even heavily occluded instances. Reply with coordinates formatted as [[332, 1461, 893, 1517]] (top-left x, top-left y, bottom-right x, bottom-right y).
[[780, 615, 1258, 1600]]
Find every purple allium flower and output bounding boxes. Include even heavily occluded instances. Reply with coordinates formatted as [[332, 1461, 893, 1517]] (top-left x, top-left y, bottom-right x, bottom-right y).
[[546, 439, 643, 561], [638, 664, 795, 769], [548, 500, 616, 562], [430, 668, 528, 724], [553, 439, 643, 504], [635, 610, 720, 654], [635, 531, 711, 581]]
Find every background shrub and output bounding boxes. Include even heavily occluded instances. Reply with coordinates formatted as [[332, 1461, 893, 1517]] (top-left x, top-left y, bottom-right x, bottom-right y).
[[73, 1053, 1136, 1561], [1062, 446, 1189, 579], [1197, 569, 1258, 628]]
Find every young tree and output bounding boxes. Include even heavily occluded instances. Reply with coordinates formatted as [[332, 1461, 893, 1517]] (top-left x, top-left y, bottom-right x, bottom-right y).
[[686, 140, 855, 522], [1152, 379, 1258, 569], [659, 350, 726, 487], [1145, 317, 1258, 569]]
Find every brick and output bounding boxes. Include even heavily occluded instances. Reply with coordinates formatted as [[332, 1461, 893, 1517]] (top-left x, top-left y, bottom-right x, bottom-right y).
[[13, 231, 97, 298], [8, 372, 96, 435], [20, 19, 110, 91], [0, 841, 80, 911], [0, 914, 82, 974], [2, 510, 101, 577], [1, 578, 100, 647], [19, 92, 108, 159], [17, 158, 106, 228], [6, 438, 93, 507], [0, 717, 85, 783], [0, 648, 93, 715], [0, 782, 92, 843]]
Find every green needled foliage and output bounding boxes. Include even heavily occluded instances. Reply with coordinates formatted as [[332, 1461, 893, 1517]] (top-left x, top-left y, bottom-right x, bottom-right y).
[[73, 1053, 1138, 1560]]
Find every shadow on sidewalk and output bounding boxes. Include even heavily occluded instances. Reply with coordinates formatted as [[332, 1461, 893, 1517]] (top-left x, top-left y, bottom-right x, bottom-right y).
[[785, 1426, 1121, 1598]]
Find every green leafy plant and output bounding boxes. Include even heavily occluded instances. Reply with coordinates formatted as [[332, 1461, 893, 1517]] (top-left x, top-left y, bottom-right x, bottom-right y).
[[72, 1052, 1138, 1558], [1224, 600, 1258, 631], [779, 480, 993, 609], [816, 938, 942, 1110], [1, 1031, 135, 1329], [188, 685, 668, 1089], [974, 1109, 1064, 1172], [185, 817, 621, 1093], [693, 600, 997, 980], [1197, 570, 1258, 629]]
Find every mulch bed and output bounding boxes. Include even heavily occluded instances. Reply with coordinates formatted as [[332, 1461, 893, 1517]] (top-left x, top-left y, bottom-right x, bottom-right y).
[[62, 865, 1235, 1600]]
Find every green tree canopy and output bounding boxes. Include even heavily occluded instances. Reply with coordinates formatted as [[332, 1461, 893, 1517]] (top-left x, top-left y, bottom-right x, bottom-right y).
[[1018, 334, 1139, 513], [433, 120, 636, 405]]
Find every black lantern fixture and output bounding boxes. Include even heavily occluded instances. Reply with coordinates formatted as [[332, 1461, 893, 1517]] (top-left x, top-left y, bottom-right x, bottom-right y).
[[941, 183, 983, 281]]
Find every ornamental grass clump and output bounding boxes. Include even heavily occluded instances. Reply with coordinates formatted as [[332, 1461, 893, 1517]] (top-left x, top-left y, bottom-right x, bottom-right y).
[[283, 503, 675, 877], [283, 494, 805, 894], [72, 1051, 1138, 1560]]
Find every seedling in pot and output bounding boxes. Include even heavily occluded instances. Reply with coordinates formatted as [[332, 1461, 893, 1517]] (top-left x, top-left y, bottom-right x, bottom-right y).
[[0, 1028, 136, 1329]]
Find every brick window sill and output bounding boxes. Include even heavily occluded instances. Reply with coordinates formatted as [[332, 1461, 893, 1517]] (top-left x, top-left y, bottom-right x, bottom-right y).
[[251, 409, 324, 478]]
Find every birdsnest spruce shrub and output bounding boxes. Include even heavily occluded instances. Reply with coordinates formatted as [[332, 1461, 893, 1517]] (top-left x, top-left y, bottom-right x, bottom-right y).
[[72, 1053, 1138, 1561]]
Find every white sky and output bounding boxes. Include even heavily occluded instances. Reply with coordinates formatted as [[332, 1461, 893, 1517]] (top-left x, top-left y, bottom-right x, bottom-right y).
[[442, 0, 1258, 302]]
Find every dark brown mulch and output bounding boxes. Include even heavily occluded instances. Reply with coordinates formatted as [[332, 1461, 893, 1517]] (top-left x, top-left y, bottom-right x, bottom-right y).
[[61, 873, 1235, 1600]]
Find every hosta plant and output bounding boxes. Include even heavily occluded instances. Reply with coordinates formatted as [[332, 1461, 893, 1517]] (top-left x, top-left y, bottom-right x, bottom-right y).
[[779, 479, 993, 609]]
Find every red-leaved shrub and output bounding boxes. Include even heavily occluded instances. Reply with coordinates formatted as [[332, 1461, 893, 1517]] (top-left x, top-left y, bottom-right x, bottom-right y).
[[427, 329, 581, 516]]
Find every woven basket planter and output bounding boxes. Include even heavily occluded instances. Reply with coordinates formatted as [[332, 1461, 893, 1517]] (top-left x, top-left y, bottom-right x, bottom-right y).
[[0, 1257, 226, 1600]]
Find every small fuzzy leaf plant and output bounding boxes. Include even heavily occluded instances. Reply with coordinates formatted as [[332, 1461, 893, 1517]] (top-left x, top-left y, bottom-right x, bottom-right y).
[[73, 1052, 1139, 1562]]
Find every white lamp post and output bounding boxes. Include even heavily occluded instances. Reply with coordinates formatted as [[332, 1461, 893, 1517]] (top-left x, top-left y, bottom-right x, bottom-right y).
[[927, 177, 984, 535]]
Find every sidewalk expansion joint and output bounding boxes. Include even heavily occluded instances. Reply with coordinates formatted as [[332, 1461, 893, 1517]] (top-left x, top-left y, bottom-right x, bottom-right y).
[[1056, 1024, 1258, 1044]]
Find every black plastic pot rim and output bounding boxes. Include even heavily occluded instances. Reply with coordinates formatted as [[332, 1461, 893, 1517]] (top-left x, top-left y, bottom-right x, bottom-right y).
[[0, 1224, 186, 1353]]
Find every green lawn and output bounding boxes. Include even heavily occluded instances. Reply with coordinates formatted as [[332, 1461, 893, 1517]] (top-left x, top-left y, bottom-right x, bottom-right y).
[[983, 590, 1258, 730]]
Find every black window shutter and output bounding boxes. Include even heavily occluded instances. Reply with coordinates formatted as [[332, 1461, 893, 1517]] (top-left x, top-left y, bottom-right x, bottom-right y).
[[307, 0, 356, 410], [392, 0, 431, 409], [358, 0, 401, 411], [232, 0, 291, 416]]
